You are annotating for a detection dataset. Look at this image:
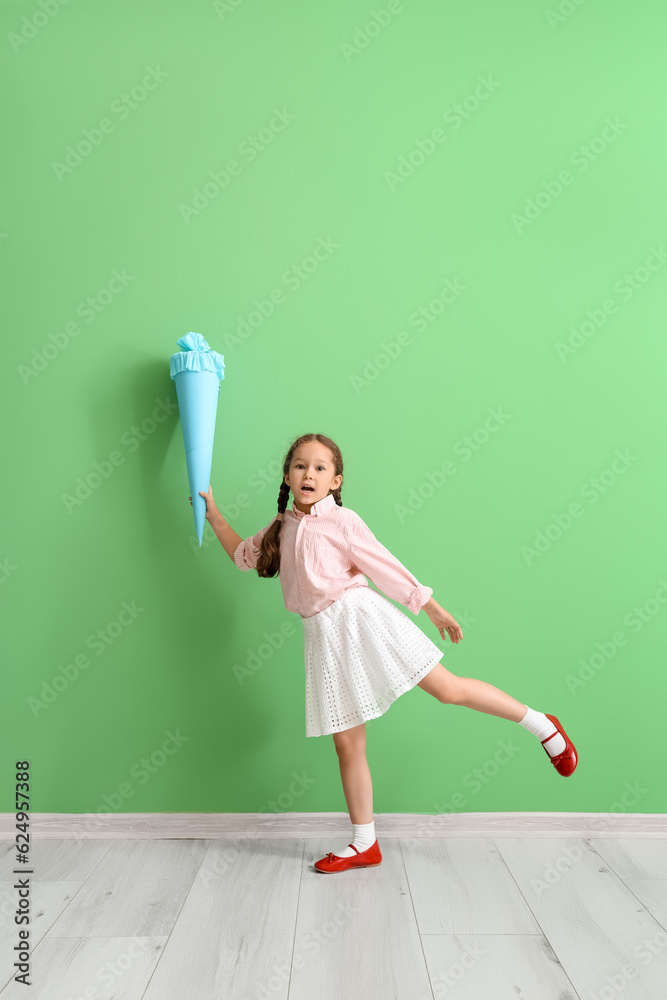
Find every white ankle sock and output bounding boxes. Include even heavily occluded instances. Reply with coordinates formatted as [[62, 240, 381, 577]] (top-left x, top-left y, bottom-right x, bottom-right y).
[[334, 820, 376, 858], [519, 706, 566, 756]]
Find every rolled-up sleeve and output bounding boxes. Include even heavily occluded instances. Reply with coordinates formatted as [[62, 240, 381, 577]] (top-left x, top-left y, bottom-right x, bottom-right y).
[[233, 519, 276, 571], [348, 513, 433, 615]]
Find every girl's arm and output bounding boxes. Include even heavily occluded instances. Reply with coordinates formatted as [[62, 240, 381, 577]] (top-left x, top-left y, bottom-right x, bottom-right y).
[[348, 513, 463, 642], [210, 513, 243, 564], [421, 596, 463, 644], [195, 486, 242, 563], [347, 512, 433, 615]]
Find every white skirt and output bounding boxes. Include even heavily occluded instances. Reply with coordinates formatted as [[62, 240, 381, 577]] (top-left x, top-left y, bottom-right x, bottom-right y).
[[301, 585, 444, 738]]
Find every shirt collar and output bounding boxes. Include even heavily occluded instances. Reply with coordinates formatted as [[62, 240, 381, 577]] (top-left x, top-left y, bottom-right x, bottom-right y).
[[290, 492, 337, 519]]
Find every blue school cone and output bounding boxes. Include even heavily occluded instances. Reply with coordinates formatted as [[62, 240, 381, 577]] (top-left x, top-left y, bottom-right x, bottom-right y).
[[169, 333, 225, 546]]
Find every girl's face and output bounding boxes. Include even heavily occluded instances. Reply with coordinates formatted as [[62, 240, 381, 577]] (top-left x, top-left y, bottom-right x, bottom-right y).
[[285, 443, 342, 512]]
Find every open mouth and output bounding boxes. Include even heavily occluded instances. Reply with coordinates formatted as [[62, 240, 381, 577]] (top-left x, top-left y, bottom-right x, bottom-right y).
[[300, 486, 315, 494]]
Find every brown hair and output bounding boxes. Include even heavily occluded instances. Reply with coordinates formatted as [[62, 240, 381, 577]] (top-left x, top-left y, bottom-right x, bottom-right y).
[[255, 433, 344, 578]]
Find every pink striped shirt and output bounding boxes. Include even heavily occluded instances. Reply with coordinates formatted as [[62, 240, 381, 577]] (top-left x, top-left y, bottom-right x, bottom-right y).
[[233, 492, 433, 618]]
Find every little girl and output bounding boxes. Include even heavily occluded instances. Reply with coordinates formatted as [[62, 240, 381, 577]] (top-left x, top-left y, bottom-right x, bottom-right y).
[[193, 432, 577, 874]]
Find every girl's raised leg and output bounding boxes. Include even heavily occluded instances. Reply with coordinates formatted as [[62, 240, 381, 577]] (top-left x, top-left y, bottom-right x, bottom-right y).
[[416, 661, 578, 775], [416, 661, 526, 721]]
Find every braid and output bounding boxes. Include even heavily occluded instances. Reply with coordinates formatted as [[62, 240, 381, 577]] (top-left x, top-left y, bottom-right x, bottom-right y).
[[255, 481, 290, 576], [275, 481, 290, 521]]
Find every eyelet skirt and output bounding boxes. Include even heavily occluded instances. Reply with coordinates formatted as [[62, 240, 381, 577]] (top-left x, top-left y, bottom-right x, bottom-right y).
[[301, 584, 444, 738]]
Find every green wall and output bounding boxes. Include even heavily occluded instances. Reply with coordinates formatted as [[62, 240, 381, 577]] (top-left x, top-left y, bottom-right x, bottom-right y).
[[3, 0, 665, 821]]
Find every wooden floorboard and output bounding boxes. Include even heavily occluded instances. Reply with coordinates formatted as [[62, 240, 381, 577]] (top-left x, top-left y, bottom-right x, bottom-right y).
[[0, 832, 665, 999], [3, 811, 666, 838], [495, 837, 667, 1000]]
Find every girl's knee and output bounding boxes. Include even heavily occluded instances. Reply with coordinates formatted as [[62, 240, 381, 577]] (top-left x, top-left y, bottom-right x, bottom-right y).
[[440, 675, 468, 705], [332, 723, 366, 754], [419, 663, 466, 704]]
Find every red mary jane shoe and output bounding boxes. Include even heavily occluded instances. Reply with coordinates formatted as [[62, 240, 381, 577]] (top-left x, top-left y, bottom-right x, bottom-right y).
[[541, 714, 578, 776], [314, 839, 383, 873]]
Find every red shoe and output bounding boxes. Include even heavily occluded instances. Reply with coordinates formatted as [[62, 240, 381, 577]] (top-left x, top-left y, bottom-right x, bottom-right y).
[[314, 839, 383, 873], [541, 714, 578, 776]]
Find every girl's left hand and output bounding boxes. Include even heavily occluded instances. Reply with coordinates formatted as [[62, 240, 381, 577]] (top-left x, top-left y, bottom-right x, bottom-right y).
[[428, 606, 463, 644]]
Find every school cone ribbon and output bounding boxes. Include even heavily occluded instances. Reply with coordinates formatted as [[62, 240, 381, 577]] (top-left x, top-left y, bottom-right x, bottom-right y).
[[169, 332, 225, 546]]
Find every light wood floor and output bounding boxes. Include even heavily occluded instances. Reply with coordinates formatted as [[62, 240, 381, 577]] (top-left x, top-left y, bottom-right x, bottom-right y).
[[1, 833, 666, 999]]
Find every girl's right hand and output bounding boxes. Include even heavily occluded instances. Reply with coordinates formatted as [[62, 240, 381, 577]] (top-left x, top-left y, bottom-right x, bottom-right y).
[[189, 484, 220, 523]]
